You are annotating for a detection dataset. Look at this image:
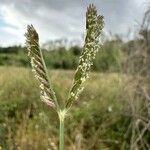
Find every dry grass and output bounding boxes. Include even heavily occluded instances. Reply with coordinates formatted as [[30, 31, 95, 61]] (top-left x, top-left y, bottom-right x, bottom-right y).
[[0, 66, 122, 149], [0, 66, 149, 149]]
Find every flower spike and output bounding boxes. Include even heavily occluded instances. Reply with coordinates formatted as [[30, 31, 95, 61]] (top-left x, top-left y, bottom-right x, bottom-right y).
[[65, 4, 104, 108], [25, 25, 58, 109]]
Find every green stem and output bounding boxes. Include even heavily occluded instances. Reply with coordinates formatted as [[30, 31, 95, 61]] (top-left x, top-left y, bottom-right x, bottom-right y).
[[59, 117, 64, 150], [58, 110, 66, 150]]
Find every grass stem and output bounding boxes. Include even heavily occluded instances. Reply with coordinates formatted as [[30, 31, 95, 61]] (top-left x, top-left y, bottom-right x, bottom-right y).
[[58, 110, 66, 150]]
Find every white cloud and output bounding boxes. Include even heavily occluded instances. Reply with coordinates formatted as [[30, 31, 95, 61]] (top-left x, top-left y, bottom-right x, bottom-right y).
[[0, 0, 148, 46]]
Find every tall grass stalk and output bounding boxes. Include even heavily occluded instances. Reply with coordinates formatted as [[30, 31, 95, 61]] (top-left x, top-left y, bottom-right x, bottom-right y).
[[25, 4, 104, 150]]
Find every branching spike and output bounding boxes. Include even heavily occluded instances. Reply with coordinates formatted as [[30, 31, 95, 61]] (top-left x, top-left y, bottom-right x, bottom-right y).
[[65, 4, 104, 109], [25, 25, 57, 108]]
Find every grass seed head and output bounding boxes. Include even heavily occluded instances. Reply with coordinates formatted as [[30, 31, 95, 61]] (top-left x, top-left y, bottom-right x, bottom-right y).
[[65, 4, 104, 109], [25, 25, 56, 108]]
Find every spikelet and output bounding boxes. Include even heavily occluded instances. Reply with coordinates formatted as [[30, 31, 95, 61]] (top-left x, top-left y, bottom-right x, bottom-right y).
[[25, 25, 57, 108], [65, 4, 104, 108]]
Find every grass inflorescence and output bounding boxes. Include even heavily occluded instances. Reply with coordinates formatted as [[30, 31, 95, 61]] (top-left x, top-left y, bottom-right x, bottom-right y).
[[25, 4, 104, 150]]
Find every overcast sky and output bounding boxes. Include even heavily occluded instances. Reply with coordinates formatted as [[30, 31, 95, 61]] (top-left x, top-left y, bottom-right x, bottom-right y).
[[0, 0, 148, 46]]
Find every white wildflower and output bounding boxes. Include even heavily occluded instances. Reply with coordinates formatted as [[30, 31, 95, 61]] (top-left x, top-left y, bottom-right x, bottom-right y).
[[108, 106, 112, 112]]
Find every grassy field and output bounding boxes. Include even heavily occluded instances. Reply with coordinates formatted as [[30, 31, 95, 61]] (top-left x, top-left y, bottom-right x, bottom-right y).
[[0, 67, 134, 149]]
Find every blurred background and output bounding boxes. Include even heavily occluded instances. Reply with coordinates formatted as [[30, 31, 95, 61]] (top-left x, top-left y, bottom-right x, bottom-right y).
[[0, 0, 150, 149]]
